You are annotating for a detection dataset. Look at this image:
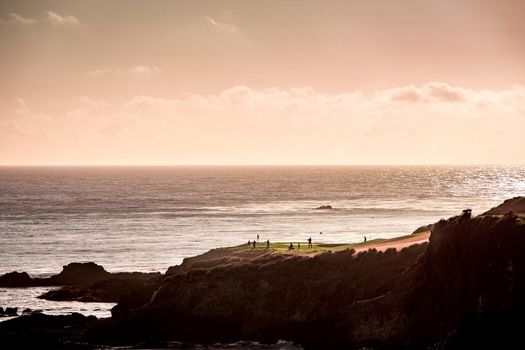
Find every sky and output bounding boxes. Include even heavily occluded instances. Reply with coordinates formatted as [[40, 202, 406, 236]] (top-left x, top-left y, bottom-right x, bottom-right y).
[[1, 0, 524, 165]]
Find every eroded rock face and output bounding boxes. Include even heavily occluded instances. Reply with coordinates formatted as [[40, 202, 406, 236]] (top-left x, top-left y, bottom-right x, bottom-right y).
[[403, 213, 525, 348], [109, 246, 428, 347], [106, 214, 525, 349]]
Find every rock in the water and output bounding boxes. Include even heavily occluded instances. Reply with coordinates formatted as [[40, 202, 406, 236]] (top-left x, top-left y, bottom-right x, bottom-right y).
[[48, 262, 111, 286], [315, 205, 333, 210], [0, 307, 18, 317], [21, 308, 41, 316], [0, 271, 36, 287]]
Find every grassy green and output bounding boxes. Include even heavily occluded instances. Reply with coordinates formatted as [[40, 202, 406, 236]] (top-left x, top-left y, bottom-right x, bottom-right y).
[[229, 232, 429, 255]]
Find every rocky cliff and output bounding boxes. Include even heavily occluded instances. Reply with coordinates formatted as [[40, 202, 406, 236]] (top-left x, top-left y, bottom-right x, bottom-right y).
[[101, 211, 525, 349], [2, 200, 525, 349]]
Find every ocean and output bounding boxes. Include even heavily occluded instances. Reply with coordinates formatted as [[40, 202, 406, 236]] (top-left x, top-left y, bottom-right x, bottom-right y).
[[1, 165, 524, 275], [1, 165, 524, 319]]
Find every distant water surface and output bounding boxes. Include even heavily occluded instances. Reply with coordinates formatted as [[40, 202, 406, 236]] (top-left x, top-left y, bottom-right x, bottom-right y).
[[1, 165, 524, 276]]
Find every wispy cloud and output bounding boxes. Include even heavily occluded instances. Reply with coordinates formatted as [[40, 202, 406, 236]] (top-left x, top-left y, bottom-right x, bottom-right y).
[[14, 98, 30, 114], [128, 65, 161, 78], [78, 96, 107, 108], [203, 15, 238, 34], [0, 13, 35, 25], [45, 11, 80, 26], [86, 65, 162, 78], [85, 66, 122, 78]]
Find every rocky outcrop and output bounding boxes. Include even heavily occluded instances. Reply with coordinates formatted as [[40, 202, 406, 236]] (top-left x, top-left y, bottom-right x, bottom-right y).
[[101, 212, 525, 349], [315, 205, 333, 210], [0, 262, 111, 288], [48, 262, 111, 286], [482, 196, 525, 215], [0, 262, 161, 303], [39, 272, 162, 302], [0, 307, 18, 317], [0, 272, 37, 287], [2, 199, 525, 349]]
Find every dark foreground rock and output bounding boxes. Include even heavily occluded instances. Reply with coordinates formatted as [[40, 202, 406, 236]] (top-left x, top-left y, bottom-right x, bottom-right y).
[[0, 313, 97, 349]]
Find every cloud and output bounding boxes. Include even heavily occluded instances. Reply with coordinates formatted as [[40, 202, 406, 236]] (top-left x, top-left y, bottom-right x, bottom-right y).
[[78, 96, 107, 108], [118, 84, 524, 120], [3, 84, 524, 165], [86, 65, 161, 78], [128, 65, 161, 78], [383, 82, 467, 103], [0, 13, 35, 25], [423, 82, 466, 102], [126, 95, 176, 108], [203, 15, 238, 34], [385, 85, 423, 103], [85, 66, 121, 78], [45, 11, 80, 26], [14, 98, 30, 114]]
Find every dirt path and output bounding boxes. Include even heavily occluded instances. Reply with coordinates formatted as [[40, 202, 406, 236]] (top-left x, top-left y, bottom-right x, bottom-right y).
[[353, 231, 430, 253]]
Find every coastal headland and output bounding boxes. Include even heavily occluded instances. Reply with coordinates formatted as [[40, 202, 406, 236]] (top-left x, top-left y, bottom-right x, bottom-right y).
[[1, 197, 525, 349]]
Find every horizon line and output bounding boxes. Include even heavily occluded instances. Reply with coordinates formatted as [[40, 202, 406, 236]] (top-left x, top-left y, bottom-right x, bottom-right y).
[[0, 163, 523, 167]]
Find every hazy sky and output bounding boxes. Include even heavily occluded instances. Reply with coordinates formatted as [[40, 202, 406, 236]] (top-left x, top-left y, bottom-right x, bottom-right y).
[[1, 0, 524, 165]]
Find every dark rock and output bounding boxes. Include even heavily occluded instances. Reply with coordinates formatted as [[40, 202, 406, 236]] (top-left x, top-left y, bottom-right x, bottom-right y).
[[39, 272, 162, 303], [1, 262, 161, 305], [0, 271, 36, 287], [1, 262, 111, 288], [315, 205, 333, 210], [21, 308, 41, 316], [48, 262, 111, 286], [1, 307, 18, 317], [38, 287, 101, 302], [0, 313, 96, 349]]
